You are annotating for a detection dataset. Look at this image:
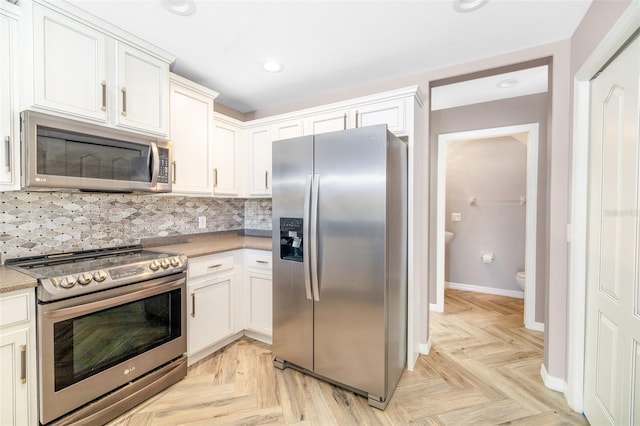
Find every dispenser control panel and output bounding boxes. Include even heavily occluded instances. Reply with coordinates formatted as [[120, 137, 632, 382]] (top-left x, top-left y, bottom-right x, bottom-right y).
[[280, 217, 303, 262]]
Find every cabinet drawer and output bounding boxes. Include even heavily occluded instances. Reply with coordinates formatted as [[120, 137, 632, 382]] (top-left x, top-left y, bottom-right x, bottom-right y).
[[188, 254, 234, 278], [246, 251, 273, 270], [0, 292, 30, 328]]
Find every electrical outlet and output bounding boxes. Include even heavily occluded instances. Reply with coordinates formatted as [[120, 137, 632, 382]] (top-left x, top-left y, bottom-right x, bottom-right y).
[[198, 216, 206, 229], [451, 212, 462, 222]]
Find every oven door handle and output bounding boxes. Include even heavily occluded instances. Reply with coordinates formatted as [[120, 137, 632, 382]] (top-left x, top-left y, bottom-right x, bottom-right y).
[[43, 277, 185, 320]]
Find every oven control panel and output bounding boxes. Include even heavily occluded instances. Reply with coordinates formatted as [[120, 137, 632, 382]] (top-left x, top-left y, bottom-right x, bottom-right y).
[[40, 254, 187, 302]]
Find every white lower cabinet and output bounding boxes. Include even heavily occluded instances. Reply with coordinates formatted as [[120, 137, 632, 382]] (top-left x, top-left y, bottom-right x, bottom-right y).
[[186, 252, 241, 365], [185, 249, 273, 362], [0, 289, 36, 426], [244, 250, 273, 342]]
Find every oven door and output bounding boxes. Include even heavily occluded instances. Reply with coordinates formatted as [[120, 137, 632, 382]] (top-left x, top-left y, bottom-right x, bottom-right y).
[[38, 273, 186, 425]]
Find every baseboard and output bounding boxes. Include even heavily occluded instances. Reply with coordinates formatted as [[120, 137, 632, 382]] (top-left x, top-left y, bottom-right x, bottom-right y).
[[244, 329, 272, 345], [429, 302, 444, 312], [540, 363, 565, 393], [527, 320, 545, 332], [446, 281, 524, 299], [419, 337, 431, 355], [188, 331, 244, 366]]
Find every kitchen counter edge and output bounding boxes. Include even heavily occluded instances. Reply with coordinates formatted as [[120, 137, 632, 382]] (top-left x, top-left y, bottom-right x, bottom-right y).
[[0, 266, 38, 293], [147, 235, 272, 259]]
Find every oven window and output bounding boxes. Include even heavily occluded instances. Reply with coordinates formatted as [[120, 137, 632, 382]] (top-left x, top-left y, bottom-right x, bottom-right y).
[[53, 289, 181, 391], [36, 126, 153, 183]]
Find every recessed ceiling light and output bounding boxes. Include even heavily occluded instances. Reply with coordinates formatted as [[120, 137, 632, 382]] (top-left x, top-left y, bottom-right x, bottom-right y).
[[263, 61, 283, 73], [496, 78, 520, 89], [453, 0, 489, 13], [160, 0, 197, 16]]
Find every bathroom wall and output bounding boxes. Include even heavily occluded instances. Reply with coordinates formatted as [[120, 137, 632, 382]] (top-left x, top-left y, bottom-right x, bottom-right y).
[[445, 136, 526, 293], [0, 191, 272, 261]]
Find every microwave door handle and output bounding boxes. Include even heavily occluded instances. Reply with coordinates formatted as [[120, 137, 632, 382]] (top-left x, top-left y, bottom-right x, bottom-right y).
[[150, 142, 159, 188]]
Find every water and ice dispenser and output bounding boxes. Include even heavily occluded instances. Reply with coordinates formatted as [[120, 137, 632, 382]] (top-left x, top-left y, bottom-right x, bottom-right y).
[[279, 218, 303, 262]]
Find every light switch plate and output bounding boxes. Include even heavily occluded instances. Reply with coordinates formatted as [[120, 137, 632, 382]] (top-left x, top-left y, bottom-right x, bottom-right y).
[[198, 216, 206, 229], [451, 212, 462, 222]]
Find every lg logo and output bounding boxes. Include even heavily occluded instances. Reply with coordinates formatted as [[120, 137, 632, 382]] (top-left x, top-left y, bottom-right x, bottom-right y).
[[124, 366, 136, 375]]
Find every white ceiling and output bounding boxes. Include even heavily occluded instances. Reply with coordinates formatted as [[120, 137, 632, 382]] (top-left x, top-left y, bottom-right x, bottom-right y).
[[66, 0, 592, 114]]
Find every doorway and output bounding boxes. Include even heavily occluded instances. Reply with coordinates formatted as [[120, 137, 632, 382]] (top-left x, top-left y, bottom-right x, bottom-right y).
[[434, 124, 541, 331]]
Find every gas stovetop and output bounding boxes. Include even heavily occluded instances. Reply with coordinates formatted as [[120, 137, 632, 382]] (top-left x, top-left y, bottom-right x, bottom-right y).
[[7, 245, 187, 302]]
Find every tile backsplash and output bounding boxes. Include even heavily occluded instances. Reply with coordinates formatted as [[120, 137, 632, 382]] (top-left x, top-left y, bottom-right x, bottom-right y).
[[0, 191, 272, 260]]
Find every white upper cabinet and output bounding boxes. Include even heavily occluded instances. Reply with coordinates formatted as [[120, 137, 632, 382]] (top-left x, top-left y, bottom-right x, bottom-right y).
[[355, 98, 407, 135], [32, 5, 107, 122], [272, 119, 303, 141], [116, 43, 169, 135], [212, 115, 241, 196], [303, 110, 352, 136], [169, 74, 217, 195], [26, 1, 174, 137], [0, 3, 20, 190], [247, 126, 272, 196]]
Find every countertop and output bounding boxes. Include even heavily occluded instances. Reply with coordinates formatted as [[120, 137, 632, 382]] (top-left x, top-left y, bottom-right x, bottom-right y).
[[0, 266, 38, 294], [143, 231, 272, 258], [0, 231, 272, 294]]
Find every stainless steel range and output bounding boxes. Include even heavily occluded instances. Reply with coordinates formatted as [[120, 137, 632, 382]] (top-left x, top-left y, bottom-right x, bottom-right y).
[[7, 245, 188, 426]]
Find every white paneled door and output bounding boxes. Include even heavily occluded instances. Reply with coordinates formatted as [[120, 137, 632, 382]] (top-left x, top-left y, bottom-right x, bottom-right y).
[[584, 35, 640, 425]]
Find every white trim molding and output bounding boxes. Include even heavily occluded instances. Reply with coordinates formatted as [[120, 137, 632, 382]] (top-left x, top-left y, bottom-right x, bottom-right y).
[[541, 363, 565, 393], [446, 281, 524, 299], [419, 338, 432, 355]]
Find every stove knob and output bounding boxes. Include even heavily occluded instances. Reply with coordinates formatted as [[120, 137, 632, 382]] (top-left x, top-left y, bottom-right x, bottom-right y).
[[160, 259, 170, 269], [149, 260, 161, 271], [59, 275, 77, 288], [78, 272, 93, 285], [170, 257, 180, 267], [93, 270, 108, 282]]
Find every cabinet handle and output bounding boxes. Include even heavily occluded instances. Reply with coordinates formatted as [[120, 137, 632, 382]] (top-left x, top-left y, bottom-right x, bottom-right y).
[[264, 170, 269, 189], [256, 260, 269, 265], [172, 161, 177, 184], [191, 293, 195, 318], [213, 168, 218, 188], [121, 87, 127, 116], [101, 81, 107, 111], [355, 110, 359, 128], [4, 136, 10, 173], [208, 263, 223, 269], [20, 345, 26, 384], [343, 113, 347, 130]]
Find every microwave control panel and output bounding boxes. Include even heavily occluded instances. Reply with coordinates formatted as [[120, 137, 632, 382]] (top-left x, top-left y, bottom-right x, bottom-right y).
[[158, 148, 169, 184]]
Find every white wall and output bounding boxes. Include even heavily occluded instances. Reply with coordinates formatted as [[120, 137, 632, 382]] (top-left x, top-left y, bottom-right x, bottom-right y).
[[445, 136, 526, 292]]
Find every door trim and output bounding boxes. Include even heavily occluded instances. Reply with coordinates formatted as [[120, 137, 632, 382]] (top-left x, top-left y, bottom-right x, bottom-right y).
[[568, 0, 640, 413], [435, 123, 541, 331]]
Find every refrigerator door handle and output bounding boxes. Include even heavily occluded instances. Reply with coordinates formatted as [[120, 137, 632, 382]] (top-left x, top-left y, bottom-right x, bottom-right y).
[[303, 174, 313, 301], [310, 173, 320, 302]]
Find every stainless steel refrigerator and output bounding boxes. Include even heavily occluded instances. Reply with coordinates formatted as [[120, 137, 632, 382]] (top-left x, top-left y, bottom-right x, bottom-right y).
[[272, 124, 407, 409]]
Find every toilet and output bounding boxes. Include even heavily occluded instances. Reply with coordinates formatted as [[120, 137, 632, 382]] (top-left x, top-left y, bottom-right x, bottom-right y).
[[516, 271, 525, 291]]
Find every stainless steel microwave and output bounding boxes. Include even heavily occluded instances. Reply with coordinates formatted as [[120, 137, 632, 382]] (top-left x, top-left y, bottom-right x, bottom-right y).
[[20, 111, 172, 193]]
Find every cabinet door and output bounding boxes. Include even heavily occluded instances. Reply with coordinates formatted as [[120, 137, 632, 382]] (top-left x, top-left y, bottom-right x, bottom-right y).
[[355, 99, 406, 135], [247, 126, 271, 196], [188, 274, 233, 356], [246, 270, 272, 336], [213, 120, 240, 196], [272, 119, 303, 141], [170, 82, 214, 195], [32, 5, 108, 122], [303, 110, 352, 135], [0, 329, 29, 426], [0, 12, 17, 188], [117, 43, 169, 136]]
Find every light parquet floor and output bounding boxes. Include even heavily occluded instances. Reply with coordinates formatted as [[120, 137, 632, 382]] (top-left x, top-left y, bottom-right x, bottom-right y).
[[109, 289, 587, 425]]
